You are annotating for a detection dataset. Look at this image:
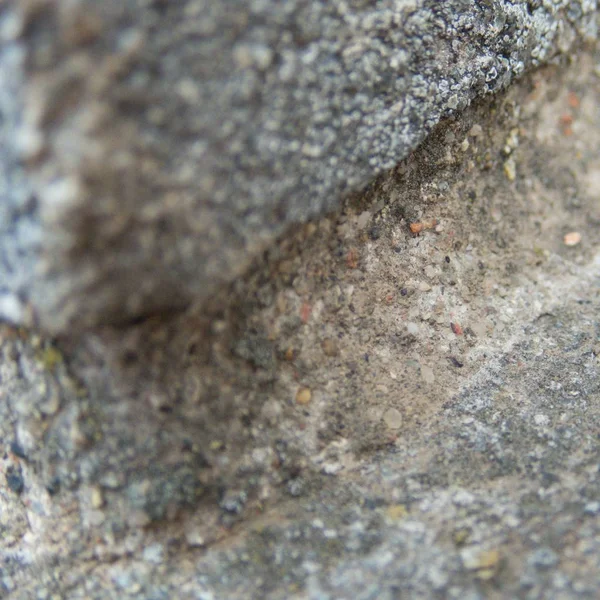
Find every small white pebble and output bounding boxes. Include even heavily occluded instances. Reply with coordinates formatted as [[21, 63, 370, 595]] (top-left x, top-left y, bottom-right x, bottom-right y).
[[563, 231, 582, 246], [406, 322, 420, 335]]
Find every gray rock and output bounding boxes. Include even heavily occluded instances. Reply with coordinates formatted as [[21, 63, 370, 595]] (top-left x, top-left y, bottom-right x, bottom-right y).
[[1, 4, 600, 600], [0, 0, 597, 331]]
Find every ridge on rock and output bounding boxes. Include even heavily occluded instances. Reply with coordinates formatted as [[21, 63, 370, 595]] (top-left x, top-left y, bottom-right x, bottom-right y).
[[0, 0, 596, 332]]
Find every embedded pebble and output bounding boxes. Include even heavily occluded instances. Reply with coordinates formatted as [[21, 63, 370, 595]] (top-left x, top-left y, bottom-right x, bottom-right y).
[[424, 265, 437, 278], [99, 471, 125, 489], [220, 490, 247, 514], [321, 338, 340, 357], [90, 486, 104, 509], [503, 157, 516, 181], [261, 399, 282, 422], [469, 124, 483, 137], [185, 528, 206, 548], [563, 231, 581, 246], [383, 407, 403, 429], [504, 127, 520, 154], [357, 211, 371, 229], [296, 387, 312, 406], [406, 322, 420, 335], [142, 543, 164, 564], [461, 548, 501, 580], [420, 365, 435, 384], [385, 504, 408, 521]]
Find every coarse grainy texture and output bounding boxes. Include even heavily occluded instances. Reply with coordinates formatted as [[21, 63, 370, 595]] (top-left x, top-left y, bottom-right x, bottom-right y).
[[0, 0, 597, 331], [1, 46, 599, 599]]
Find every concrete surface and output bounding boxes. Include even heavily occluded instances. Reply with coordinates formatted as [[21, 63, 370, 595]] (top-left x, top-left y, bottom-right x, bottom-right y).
[[0, 45, 599, 598], [0, 0, 597, 331]]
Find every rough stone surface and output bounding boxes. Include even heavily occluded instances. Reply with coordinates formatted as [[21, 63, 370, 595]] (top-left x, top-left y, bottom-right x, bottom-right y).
[[0, 45, 599, 598], [0, 0, 598, 331]]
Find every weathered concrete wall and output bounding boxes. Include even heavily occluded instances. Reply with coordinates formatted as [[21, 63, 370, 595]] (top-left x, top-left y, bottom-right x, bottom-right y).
[[0, 0, 597, 331]]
